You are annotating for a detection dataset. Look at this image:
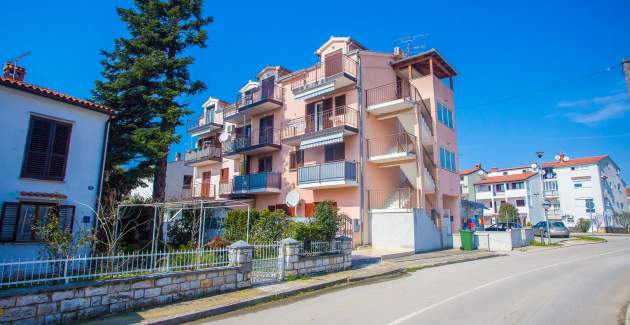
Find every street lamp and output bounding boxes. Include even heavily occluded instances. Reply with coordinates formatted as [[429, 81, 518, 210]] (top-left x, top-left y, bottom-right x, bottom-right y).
[[533, 151, 551, 244], [543, 199, 551, 244]]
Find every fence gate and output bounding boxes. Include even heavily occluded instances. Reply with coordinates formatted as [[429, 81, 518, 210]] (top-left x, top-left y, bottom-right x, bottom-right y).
[[251, 243, 280, 284]]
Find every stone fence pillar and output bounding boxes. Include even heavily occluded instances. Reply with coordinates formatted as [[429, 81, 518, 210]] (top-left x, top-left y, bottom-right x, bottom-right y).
[[336, 236, 353, 269], [228, 240, 253, 289], [278, 238, 300, 280]]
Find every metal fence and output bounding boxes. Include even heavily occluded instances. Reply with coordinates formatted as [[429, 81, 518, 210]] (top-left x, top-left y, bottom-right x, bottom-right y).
[[0, 248, 229, 289], [251, 243, 280, 284], [298, 240, 342, 257]]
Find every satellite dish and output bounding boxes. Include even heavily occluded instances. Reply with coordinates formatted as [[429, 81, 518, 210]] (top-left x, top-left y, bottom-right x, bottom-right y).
[[530, 163, 538, 171], [563, 156, 570, 162], [554, 155, 560, 161], [219, 131, 230, 143], [286, 190, 300, 207]]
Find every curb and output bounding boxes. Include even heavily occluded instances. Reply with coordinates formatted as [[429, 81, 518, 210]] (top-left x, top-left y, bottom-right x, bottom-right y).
[[626, 301, 630, 325], [121, 254, 497, 324]]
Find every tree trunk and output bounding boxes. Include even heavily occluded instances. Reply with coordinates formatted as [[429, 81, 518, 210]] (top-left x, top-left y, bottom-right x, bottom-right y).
[[153, 155, 168, 201]]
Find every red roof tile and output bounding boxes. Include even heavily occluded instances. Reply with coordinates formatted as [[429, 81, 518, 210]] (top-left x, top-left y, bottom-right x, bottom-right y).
[[476, 172, 537, 185], [459, 166, 481, 176], [0, 76, 116, 116], [626, 188, 630, 197], [543, 155, 607, 168]]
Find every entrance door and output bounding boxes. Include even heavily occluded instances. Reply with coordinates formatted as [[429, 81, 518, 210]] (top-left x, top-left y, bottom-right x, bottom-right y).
[[201, 172, 212, 197], [260, 76, 275, 99], [313, 102, 324, 132], [259, 116, 274, 145]]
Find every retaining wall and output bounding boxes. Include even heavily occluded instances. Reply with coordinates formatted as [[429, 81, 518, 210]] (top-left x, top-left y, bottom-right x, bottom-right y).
[[279, 237, 352, 278]]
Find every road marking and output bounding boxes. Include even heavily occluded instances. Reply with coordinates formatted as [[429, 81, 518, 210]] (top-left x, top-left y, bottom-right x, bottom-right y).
[[386, 246, 630, 325]]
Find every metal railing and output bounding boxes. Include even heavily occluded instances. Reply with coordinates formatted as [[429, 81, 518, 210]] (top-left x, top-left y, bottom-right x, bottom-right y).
[[365, 80, 413, 107], [223, 128, 281, 154], [251, 243, 280, 284], [184, 146, 222, 163], [423, 150, 438, 182], [234, 172, 281, 192], [368, 188, 418, 210], [282, 105, 358, 139], [170, 181, 215, 201], [186, 113, 218, 132], [0, 248, 229, 288], [298, 161, 357, 185], [237, 85, 284, 109], [298, 240, 342, 257], [222, 104, 239, 120], [367, 132, 416, 159], [290, 55, 357, 92], [218, 181, 233, 196]]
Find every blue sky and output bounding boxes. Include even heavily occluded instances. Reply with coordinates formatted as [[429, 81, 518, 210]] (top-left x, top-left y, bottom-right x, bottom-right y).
[[2, 0, 629, 182]]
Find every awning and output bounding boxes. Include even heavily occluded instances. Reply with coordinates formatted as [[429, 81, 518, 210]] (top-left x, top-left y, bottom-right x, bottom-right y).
[[299, 132, 343, 150]]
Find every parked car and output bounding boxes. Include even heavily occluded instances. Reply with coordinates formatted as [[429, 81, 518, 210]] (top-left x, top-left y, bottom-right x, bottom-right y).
[[532, 221, 570, 238], [484, 222, 522, 231]]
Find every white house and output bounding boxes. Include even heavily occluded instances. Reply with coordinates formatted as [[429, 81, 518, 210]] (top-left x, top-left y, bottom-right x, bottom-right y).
[[542, 154, 628, 231], [128, 157, 193, 201], [0, 63, 115, 260], [474, 166, 544, 225]]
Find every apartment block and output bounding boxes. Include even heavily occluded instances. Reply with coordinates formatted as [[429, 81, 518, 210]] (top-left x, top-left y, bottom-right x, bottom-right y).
[[181, 36, 461, 251], [474, 166, 544, 225], [542, 154, 628, 231]]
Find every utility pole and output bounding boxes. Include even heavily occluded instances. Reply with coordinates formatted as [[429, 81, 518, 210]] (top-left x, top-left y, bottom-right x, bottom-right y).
[[624, 58, 630, 101]]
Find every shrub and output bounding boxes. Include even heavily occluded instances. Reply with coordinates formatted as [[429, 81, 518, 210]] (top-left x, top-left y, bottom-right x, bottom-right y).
[[223, 209, 260, 242], [251, 209, 291, 243], [284, 221, 314, 242], [310, 201, 339, 241], [207, 236, 232, 248], [576, 218, 591, 233]]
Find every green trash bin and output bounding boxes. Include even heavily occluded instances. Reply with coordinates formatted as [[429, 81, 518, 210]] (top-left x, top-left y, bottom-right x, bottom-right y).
[[459, 229, 475, 251]]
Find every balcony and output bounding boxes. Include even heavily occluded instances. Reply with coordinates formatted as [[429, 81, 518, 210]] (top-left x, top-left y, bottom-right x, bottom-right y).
[[218, 181, 234, 197], [236, 85, 284, 117], [367, 132, 416, 165], [297, 161, 358, 189], [365, 80, 416, 115], [290, 55, 357, 101], [222, 128, 281, 158], [233, 172, 281, 194], [168, 181, 215, 201], [222, 104, 241, 122], [187, 115, 222, 137], [184, 146, 222, 166], [423, 151, 437, 193], [368, 188, 418, 212], [281, 106, 358, 146]]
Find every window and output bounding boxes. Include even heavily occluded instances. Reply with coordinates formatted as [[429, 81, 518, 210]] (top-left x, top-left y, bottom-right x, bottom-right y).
[[289, 150, 304, 170], [510, 182, 524, 190], [495, 184, 505, 192], [439, 147, 456, 173], [437, 102, 454, 129], [182, 175, 192, 188], [516, 199, 525, 207], [258, 156, 273, 173], [220, 168, 229, 183], [0, 203, 74, 242], [21, 116, 73, 181], [324, 142, 345, 162], [477, 185, 490, 192], [572, 177, 592, 188]]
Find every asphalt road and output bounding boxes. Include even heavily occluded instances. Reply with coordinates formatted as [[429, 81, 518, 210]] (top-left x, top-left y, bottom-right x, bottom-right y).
[[199, 236, 630, 325]]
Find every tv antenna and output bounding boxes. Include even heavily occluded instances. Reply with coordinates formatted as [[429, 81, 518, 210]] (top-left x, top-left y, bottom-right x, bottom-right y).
[[394, 34, 429, 57], [5, 51, 31, 78]]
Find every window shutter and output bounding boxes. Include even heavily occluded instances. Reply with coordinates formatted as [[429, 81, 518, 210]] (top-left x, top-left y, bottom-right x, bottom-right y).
[[22, 117, 53, 178], [289, 152, 297, 170], [58, 205, 75, 232], [48, 122, 72, 180], [0, 203, 19, 241], [305, 203, 315, 218]]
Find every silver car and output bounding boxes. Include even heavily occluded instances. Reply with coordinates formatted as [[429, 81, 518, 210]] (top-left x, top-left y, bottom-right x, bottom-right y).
[[532, 221, 570, 238]]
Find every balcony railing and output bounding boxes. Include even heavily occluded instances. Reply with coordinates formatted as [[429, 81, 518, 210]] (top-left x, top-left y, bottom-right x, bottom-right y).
[[290, 55, 357, 92], [169, 181, 215, 201], [236, 85, 284, 109], [367, 132, 416, 159], [184, 146, 222, 164], [218, 181, 233, 196], [223, 128, 281, 154], [233, 172, 281, 193], [365, 80, 413, 107], [368, 188, 418, 210], [222, 104, 239, 120], [282, 105, 358, 139], [298, 161, 357, 185]]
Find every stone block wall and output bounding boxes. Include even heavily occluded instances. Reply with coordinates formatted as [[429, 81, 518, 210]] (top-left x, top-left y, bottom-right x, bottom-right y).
[[0, 242, 253, 324], [279, 237, 353, 278]]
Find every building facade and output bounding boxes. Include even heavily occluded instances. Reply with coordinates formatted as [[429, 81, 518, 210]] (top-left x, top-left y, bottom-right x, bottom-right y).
[[474, 166, 544, 225], [542, 154, 628, 231], [0, 64, 115, 260], [181, 37, 461, 251]]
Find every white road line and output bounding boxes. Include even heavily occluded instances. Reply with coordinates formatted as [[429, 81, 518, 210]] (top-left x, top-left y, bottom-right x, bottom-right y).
[[385, 246, 630, 325]]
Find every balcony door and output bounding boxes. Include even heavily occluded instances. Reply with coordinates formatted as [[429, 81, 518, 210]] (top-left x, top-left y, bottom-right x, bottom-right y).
[[201, 171, 212, 197], [324, 50, 342, 77], [260, 75, 275, 99], [259, 116, 274, 145]]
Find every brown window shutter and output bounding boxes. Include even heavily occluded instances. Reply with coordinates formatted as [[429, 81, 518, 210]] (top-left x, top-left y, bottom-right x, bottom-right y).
[[48, 122, 72, 180], [289, 152, 297, 170], [58, 205, 75, 232], [305, 203, 315, 218], [334, 95, 346, 108], [22, 117, 53, 178], [288, 206, 296, 217], [220, 168, 229, 182], [0, 202, 19, 241]]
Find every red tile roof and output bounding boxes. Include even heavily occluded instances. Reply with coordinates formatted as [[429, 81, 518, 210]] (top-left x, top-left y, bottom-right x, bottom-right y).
[[543, 155, 607, 168], [20, 191, 68, 200], [0, 76, 116, 116], [476, 172, 537, 185], [459, 166, 481, 176], [626, 188, 630, 197]]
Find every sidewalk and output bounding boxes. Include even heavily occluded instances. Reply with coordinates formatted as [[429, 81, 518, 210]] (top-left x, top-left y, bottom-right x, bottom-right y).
[[82, 249, 500, 325]]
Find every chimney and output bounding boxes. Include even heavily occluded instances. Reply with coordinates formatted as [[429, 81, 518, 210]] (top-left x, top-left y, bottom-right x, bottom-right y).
[[175, 152, 181, 162], [558, 153, 565, 161], [490, 167, 498, 172], [393, 47, 403, 60], [474, 163, 482, 169], [3, 62, 26, 81]]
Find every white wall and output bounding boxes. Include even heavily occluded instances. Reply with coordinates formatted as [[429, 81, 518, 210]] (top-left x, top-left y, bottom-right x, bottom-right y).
[[165, 160, 193, 200], [370, 209, 442, 252], [0, 86, 109, 260]]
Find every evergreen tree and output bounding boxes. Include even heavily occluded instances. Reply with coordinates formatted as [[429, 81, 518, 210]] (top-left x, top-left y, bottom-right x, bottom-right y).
[[93, 0, 212, 200]]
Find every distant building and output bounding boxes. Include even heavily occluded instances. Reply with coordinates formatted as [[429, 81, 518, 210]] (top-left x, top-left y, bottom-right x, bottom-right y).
[[0, 63, 115, 260], [128, 156, 193, 201], [459, 164, 487, 228], [542, 154, 627, 231]]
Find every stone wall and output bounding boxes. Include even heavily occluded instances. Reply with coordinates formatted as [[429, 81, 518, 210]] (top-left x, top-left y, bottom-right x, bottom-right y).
[[0, 241, 253, 324], [279, 237, 352, 278]]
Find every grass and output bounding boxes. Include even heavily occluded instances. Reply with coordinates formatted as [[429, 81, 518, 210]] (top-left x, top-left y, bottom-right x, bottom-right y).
[[286, 274, 311, 281], [530, 239, 561, 247], [573, 235, 607, 242], [403, 266, 426, 273]]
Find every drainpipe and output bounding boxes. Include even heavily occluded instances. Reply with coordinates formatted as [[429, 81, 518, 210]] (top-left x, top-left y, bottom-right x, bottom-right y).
[[356, 51, 366, 246], [93, 116, 111, 252]]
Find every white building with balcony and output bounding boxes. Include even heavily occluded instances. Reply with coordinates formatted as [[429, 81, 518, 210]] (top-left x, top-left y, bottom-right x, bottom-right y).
[[542, 154, 627, 231], [474, 166, 543, 225]]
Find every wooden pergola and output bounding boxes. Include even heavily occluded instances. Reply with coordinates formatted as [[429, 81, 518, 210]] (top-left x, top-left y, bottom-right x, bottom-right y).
[[391, 49, 458, 90]]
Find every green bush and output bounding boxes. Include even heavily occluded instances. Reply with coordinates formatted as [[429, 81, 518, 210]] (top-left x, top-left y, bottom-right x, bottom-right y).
[[284, 221, 314, 242], [576, 218, 591, 233], [310, 201, 339, 241], [223, 209, 260, 242], [251, 209, 291, 243]]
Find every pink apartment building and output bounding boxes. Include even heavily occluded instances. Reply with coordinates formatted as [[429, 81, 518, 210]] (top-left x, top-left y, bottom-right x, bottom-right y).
[[182, 37, 460, 251]]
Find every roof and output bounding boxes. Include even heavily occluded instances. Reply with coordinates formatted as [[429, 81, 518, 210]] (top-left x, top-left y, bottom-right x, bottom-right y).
[[390, 48, 458, 77], [0, 76, 116, 116], [476, 172, 537, 185], [256, 65, 292, 79], [543, 155, 608, 168], [315, 36, 367, 56], [459, 165, 482, 176], [626, 188, 630, 196]]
